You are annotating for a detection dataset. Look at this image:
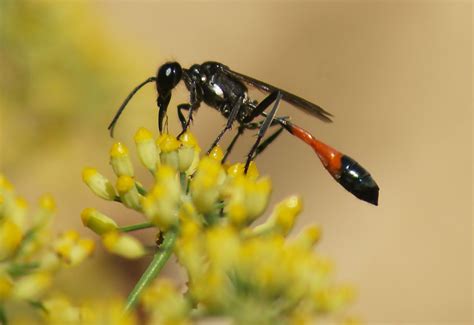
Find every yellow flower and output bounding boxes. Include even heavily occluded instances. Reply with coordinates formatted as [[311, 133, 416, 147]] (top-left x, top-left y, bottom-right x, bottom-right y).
[[0, 272, 13, 301], [290, 224, 322, 251], [313, 285, 356, 313], [5, 197, 28, 232], [0, 219, 23, 261], [157, 133, 181, 169], [142, 279, 190, 325], [80, 298, 137, 325], [178, 131, 201, 173], [116, 176, 142, 211], [190, 156, 226, 214], [175, 217, 206, 281], [205, 225, 239, 270], [223, 171, 271, 227], [142, 165, 181, 229], [208, 145, 224, 162], [110, 142, 134, 177], [227, 161, 259, 179], [102, 231, 146, 259], [81, 208, 118, 235], [34, 194, 56, 227], [43, 296, 139, 325], [12, 272, 52, 300], [53, 230, 95, 266], [134, 127, 159, 172], [42, 296, 81, 324], [82, 167, 117, 201]]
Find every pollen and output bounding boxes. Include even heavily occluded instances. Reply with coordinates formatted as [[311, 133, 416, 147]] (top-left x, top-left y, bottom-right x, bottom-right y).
[[134, 127, 154, 142], [116, 175, 135, 193], [109, 142, 129, 157], [208, 146, 224, 162], [157, 133, 181, 153], [179, 131, 199, 148]]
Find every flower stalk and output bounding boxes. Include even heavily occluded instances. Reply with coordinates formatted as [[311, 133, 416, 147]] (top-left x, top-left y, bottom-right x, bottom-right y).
[[124, 229, 177, 312], [119, 222, 154, 233]]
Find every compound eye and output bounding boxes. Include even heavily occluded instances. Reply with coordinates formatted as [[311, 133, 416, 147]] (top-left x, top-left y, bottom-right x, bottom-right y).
[[156, 62, 182, 95]]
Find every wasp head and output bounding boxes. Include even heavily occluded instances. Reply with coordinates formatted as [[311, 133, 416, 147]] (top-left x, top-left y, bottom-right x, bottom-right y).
[[156, 62, 182, 98]]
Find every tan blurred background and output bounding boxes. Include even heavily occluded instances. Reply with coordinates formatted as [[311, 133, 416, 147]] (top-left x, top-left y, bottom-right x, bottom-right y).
[[1, 1, 472, 324]]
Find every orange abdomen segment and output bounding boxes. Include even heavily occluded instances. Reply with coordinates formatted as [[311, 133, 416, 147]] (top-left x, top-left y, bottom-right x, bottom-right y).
[[288, 124, 342, 177]]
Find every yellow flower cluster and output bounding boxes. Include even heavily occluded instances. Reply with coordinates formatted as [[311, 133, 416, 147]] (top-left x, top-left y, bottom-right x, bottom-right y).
[[81, 128, 202, 259], [173, 206, 354, 323], [0, 174, 94, 317], [41, 296, 137, 325], [82, 128, 354, 323]]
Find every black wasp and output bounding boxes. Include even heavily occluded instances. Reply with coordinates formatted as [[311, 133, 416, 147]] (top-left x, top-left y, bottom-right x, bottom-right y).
[[108, 61, 379, 205]]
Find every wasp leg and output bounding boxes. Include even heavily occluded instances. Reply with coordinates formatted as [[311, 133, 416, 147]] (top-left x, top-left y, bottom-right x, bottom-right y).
[[206, 96, 244, 155], [223, 115, 286, 163], [254, 125, 285, 157], [176, 103, 191, 131], [178, 86, 201, 137], [108, 77, 156, 137], [242, 90, 280, 124], [244, 91, 283, 173], [222, 125, 246, 163]]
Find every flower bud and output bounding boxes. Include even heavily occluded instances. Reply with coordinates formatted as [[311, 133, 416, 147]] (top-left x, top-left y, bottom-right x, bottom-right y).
[[0, 174, 14, 192], [157, 134, 180, 169], [110, 142, 134, 177], [34, 194, 56, 227], [245, 177, 272, 219], [292, 225, 321, 251], [42, 296, 81, 323], [116, 176, 142, 210], [227, 162, 259, 179], [0, 273, 13, 301], [142, 279, 190, 323], [142, 166, 181, 229], [205, 225, 239, 269], [178, 132, 201, 173], [81, 208, 118, 235], [82, 167, 117, 201], [0, 219, 23, 261], [208, 145, 224, 162], [190, 157, 226, 214], [224, 175, 271, 227], [134, 127, 159, 172], [102, 231, 146, 259], [13, 272, 52, 300], [7, 197, 28, 231], [54, 230, 95, 266], [313, 286, 356, 312], [273, 196, 302, 235]]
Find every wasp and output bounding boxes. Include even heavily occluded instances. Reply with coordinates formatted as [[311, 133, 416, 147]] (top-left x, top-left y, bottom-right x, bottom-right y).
[[108, 62, 379, 205]]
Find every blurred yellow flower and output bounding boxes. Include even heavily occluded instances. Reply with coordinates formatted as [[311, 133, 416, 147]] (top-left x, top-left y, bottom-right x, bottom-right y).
[[0, 174, 94, 319]]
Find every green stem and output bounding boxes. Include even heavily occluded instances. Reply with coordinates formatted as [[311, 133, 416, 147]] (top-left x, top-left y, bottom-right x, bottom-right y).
[[124, 229, 178, 312], [119, 222, 154, 233], [0, 304, 7, 325], [179, 172, 188, 191]]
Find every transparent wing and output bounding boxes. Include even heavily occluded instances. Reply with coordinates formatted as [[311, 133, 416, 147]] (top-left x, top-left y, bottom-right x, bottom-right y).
[[225, 68, 333, 122]]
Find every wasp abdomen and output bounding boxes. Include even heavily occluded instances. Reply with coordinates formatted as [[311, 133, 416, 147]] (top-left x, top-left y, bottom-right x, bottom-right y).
[[338, 155, 379, 205]]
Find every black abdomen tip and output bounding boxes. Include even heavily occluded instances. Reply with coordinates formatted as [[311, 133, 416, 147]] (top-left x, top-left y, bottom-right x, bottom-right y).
[[338, 155, 379, 206]]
